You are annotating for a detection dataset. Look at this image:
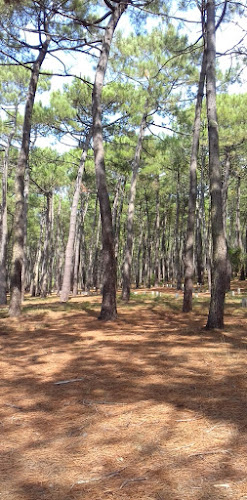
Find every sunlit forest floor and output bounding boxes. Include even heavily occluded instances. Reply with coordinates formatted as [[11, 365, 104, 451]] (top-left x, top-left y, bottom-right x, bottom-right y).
[[1, 281, 247, 500]]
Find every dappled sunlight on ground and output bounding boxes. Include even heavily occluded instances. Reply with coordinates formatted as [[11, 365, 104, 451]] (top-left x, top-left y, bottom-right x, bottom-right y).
[[1, 284, 247, 499]]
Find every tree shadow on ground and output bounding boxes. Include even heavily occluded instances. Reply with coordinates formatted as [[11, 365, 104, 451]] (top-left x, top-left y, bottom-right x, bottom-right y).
[[1, 296, 247, 500]]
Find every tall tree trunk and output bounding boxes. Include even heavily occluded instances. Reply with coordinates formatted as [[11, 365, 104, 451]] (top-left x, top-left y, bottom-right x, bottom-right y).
[[72, 194, 89, 295], [121, 110, 147, 301], [9, 35, 50, 317], [0, 110, 17, 304], [92, 211, 101, 290], [235, 175, 245, 280], [0, 151, 9, 305], [200, 145, 207, 283], [175, 168, 182, 290], [205, 209, 212, 292], [112, 176, 123, 234], [54, 198, 63, 294], [135, 219, 143, 288], [222, 149, 231, 239], [205, 0, 228, 329], [86, 196, 99, 290], [79, 228, 86, 291], [154, 176, 160, 287], [161, 212, 168, 283], [22, 163, 30, 298], [48, 192, 55, 294], [196, 207, 204, 284], [183, 49, 206, 311], [235, 174, 242, 249], [92, 3, 127, 320], [142, 230, 148, 287], [30, 211, 45, 297], [40, 192, 53, 297], [115, 179, 125, 270], [72, 223, 81, 297], [60, 133, 91, 302], [144, 192, 152, 288]]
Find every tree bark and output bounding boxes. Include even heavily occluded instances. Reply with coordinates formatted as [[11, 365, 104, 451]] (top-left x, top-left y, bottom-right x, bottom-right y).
[[144, 192, 152, 288], [40, 192, 53, 297], [112, 176, 123, 235], [9, 35, 50, 316], [30, 211, 45, 297], [142, 230, 148, 287], [121, 110, 147, 301], [174, 168, 182, 290], [72, 193, 89, 297], [235, 174, 242, 249], [92, 211, 101, 290], [135, 218, 143, 288], [200, 145, 207, 283], [22, 163, 30, 298], [92, 2, 127, 319], [205, 0, 228, 329], [183, 49, 206, 311], [54, 198, 63, 294], [86, 196, 98, 290], [222, 149, 231, 239], [0, 109, 17, 304], [154, 176, 160, 287], [72, 226, 81, 297], [196, 207, 204, 284], [114, 178, 125, 271], [60, 132, 91, 302], [161, 212, 168, 283]]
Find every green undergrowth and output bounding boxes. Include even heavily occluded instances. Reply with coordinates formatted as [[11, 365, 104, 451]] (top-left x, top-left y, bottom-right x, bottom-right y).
[[0, 288, 246, 321], [124, 291, 210, 313]]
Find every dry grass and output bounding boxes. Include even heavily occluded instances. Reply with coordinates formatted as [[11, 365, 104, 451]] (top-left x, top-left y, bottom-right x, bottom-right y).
[[1, 282, 247, 500]]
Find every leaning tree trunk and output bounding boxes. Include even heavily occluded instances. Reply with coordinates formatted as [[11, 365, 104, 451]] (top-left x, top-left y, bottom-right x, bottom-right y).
[[72, 226, 81, 297], [121, 110, 147, 301], [183, 49, 206, 312], [92, 2, 127, 320], [72, 193, 89, 295], [73, 193, 89, 296], [60, 132, 91, 302], [205, 0, 228, 329], [9, 35, 50, 317]]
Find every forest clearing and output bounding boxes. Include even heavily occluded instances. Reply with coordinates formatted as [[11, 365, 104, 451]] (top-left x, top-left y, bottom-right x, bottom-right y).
[[1, 0, 247, 497], [1, 282, 247, 500]]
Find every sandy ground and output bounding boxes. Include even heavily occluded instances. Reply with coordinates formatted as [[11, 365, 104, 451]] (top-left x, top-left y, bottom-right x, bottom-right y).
[[1, 284, 247, 500]]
